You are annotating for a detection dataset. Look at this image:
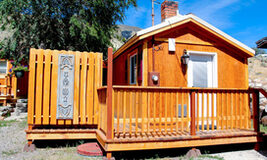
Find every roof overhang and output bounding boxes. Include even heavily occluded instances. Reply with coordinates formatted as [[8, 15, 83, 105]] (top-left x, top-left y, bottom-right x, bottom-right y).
[[256, 37, 267, 49], [113, 14, 255, 59]]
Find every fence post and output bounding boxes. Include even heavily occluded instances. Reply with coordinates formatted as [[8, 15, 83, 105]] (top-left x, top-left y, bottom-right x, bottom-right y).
[[106, 47, 113, 140], [190, 90, 196, 136], [252, 89, 259, 133]]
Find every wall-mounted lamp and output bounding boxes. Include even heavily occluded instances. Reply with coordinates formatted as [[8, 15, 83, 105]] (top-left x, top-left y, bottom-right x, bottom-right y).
[[181, 49, 190, 65]]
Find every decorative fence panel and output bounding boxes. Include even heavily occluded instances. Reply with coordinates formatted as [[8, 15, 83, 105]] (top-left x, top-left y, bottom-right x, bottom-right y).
[[28, 49, 103, 126]]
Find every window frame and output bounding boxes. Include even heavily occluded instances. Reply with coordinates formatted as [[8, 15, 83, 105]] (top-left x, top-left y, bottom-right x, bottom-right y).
[[0, 60, 8, 75], [129, 53, 137, 85]]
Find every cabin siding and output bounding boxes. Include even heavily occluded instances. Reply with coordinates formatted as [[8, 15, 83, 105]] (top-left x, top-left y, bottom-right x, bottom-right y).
[[146, 25, 248, 88], [113, 23, 249, 89], [113, 43, 143, 86]]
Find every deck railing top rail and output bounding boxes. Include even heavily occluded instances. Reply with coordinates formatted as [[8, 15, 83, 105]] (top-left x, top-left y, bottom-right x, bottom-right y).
[[100, 85, 255, 91]]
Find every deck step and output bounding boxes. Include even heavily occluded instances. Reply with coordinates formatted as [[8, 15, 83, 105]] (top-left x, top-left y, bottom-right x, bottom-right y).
[[77, 143, 103, 157]]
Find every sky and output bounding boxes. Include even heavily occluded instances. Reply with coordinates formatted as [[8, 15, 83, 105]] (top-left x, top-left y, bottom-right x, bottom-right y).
[[118, 0, 267, 48]]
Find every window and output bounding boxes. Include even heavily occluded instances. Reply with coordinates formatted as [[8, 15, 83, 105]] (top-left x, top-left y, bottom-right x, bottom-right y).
[[0, 61, 7, 74], [130, 54, 137, 84]]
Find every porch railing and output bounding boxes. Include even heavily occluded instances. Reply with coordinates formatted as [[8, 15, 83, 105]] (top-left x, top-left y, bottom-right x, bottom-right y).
[[98, 47, 264, 140], [98, 86, 263, 139]]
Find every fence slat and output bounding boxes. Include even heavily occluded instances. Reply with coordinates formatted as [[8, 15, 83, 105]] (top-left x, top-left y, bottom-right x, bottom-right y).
[[73, 52, 81, 125], [87, 53, 94, 124], [27, 49, 37, 125], [50, 50, 59, 125], [80, 53, 87, 124], [93, 54, 100, 124], [43, 50, 52, 125], [35, 50, 44, 125]]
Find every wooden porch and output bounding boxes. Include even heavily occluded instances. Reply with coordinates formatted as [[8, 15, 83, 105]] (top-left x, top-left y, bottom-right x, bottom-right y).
[[97, 86, 263, 153]]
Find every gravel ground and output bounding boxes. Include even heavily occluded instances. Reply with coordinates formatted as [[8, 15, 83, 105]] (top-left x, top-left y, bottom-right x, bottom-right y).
[[211, 150, 267, 160], [0, 117, 267, 160], [0, 118, 101, 160]]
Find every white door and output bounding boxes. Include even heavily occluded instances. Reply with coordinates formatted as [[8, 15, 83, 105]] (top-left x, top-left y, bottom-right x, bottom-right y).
[[188, 52, 217, 130], [188, 54, 213, 88]]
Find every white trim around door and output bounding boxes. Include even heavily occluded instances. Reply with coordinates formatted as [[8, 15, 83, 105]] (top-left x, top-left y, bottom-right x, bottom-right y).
[[187, 51, 218, 88]]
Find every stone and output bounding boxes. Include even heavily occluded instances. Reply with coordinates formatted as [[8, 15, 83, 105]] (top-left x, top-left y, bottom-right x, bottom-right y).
[[17, 99, 28, 103], [0, 106, 9, 112], [16, 103, 27, 113], [261, 116, 267, 126], [23, 144, 36, 152], [249, 83, 255, 87], [185, 148, 201, 158], [0, 116, 4, 120]]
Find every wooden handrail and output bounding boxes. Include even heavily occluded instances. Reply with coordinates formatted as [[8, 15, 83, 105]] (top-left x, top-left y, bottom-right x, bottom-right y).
[[112, 85, 250, 91], [250, 88, 267, 98]]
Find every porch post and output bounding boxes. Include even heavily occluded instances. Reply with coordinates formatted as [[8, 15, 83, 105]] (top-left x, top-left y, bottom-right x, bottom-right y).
[[252, 89, 260, 133], [190, 90, 196, 136], [107, 47, 113, 140]]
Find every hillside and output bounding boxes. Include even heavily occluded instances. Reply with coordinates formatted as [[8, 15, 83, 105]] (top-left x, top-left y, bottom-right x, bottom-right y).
[[111, 24, 142, 50], [248, 55, 267, 110]]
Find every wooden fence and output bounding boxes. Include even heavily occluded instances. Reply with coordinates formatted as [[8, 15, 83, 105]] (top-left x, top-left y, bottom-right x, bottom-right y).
[[28, 49, 103, 126], [98, 86, 259, 139]]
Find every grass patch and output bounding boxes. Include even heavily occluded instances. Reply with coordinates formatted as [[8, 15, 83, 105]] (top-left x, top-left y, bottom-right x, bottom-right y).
[[198, 155, 224, 160], [260, 124, 267, 133], [18, 118, 28, 129], [0, 120, 16, 127], [2, 150, 18, 156]]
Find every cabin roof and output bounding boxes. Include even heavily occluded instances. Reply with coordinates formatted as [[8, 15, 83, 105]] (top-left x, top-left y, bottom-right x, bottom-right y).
[[256, 37, 267, 49], [113, 13, 255, 58]]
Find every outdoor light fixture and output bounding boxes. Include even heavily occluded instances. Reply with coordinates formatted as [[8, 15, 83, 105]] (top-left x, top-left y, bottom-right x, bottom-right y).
[[181, 49, 190, 65], [152, 75, 159, 82]]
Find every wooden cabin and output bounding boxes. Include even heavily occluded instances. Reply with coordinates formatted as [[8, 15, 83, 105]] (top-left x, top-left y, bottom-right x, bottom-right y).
[[256, 37, 267, 48], [0, 59, 29, 105], [0, 59, 17, 105], [25, 1, 267, 158]]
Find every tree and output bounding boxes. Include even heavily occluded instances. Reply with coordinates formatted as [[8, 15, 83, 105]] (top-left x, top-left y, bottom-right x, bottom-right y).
[[252, 47, 266, 56], [0, 0, 137, 63]]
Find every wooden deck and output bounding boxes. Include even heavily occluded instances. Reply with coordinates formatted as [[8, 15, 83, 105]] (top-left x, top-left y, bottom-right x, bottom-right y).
[[96, 129, 259, 152], [26, 127, 259, 152]]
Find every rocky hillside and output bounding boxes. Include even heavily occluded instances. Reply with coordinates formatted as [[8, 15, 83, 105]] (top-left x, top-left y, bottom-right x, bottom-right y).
[[248, 55, 267, 118], [111, 24, 142, 50]]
